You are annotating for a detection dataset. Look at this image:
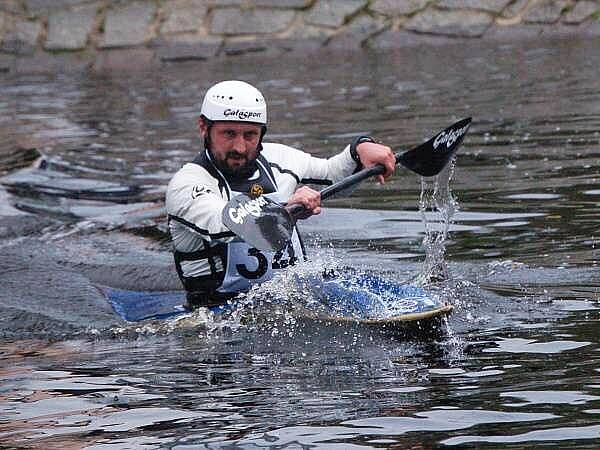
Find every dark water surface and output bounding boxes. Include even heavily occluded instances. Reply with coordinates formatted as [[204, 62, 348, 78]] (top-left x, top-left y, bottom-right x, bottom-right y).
[[1, 37, 599, 448]]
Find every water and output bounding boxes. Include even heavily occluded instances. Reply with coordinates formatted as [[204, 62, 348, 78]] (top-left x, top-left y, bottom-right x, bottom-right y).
[[1, 36, 599, 448]]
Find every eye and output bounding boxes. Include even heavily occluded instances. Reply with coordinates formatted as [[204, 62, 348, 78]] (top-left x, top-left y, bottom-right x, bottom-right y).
[[224, 130, 236, 138], [244, 131, 259, 140]]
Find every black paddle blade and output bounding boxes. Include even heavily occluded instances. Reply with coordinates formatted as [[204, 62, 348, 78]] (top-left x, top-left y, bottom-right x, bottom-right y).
[[221, 193, 293, 252], [397, 117, 471, 177]]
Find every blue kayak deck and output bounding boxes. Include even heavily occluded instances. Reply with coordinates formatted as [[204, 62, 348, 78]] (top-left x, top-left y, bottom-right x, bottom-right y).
[[102, 288, 188, 322], [102, 272, 451, 324]]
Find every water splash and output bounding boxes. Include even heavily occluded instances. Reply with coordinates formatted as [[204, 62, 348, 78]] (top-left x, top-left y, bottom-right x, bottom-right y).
[[415, 159, 459, 285]]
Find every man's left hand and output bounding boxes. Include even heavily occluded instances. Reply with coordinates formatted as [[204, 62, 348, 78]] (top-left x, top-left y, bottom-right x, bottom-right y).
[[287, 186, 321, 220], [357, 142, 396, 184]]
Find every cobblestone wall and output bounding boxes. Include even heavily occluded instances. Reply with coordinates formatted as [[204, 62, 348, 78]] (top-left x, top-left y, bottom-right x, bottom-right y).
[[0, 0, 598, 72]]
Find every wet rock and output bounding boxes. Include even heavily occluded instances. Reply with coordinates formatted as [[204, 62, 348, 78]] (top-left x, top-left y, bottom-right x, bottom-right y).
[[1, 19, 42, 55], [368, 28, 461, 48], [305, 0, 367, 28], [523, 0, 569, 24], [437, 0, 513, 14], [406, 9, 493, 37], [563, 1, 599, 24], [160, 0, 208, 35], [99, 1, 157, 49], [156, 35, 221, 61], [223, 35, 323, 55], [45, 4, 98, 51], [211, 7, 295, 35], [370, 0, 430, 16], [328, 15, 388, 49], [223, 39, 273, 56]]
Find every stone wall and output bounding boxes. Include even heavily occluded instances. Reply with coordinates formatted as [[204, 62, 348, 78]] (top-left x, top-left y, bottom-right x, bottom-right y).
[[0, 0, 599, 72]]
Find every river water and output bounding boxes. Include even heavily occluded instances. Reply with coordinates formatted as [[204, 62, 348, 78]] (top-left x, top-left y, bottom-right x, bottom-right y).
[[1, 37, 599, 448]]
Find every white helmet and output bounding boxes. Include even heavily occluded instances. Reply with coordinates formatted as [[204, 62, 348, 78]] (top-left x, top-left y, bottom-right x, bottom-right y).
[[200, 80, 267, 125]]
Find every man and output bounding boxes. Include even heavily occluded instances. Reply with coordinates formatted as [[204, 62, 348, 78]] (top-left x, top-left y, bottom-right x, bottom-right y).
[[166, 80, 395, 309]]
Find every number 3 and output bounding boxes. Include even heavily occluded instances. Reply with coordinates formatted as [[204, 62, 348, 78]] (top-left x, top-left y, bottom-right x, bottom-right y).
[[236, 248, 269, 279]]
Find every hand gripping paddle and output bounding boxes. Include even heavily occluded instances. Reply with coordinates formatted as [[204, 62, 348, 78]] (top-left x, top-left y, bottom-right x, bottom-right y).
[[222, 117, 472, 252]]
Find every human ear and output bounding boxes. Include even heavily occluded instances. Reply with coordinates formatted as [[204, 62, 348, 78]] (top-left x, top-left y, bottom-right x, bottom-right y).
[[198, 117, 209, 138]]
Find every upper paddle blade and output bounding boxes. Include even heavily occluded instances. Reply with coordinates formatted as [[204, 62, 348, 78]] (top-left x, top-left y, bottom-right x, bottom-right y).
[[221, 193, 294, 252], [397, 117, 471, 177]]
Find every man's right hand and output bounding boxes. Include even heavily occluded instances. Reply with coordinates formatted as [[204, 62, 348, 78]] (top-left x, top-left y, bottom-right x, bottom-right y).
[[286, 186, 321, 220]]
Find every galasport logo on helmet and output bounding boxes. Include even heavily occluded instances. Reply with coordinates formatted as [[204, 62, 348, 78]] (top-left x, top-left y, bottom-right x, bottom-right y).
[[223, 108, 263, 121], [228, 196, 268, 225], [433, 124, 470, 150]]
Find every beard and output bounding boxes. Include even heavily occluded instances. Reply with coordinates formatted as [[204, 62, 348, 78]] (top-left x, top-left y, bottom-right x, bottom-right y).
[[213, 150, 259, 179]]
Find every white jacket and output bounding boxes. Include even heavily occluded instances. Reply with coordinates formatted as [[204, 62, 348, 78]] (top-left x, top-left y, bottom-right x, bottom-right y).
[[166, 142, 358, 296]]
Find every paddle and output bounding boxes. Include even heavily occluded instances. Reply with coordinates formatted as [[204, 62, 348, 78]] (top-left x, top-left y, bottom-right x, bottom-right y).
[[222, 117, 471, 252]]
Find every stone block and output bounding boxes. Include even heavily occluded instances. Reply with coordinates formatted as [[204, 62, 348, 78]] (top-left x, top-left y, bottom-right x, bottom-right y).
[[45, 4, 98, 51], [583, 19, 600, 36], [437, 0, 513, 14], [25, 0, 94, 16], [100, 1, 157, 48], [0, 11, 10, 35], [328, 15, 388, 48], [252, 0, 312, 7], [14, 51, 94, 73], [406, 9, 493, 37], [501, 0, 528, 18], [211, 7, 295, 35], [212, 0, 310, 5], [93, 47, 156, 71], [0, 1, 24, 14], [483, 24, 545, 41], [212, 0, 244, 4], [0, 54, 13, 72], [161, 0, 208, 34], [287, 23, 333, 44], [155, 35, 221, 61], [563, 1, 598, 24], [1, 19, 42, 55], [305, 0, 367, 28], [222, 39, 271, 56], [370, 0, 429, 16], [523, 0, 569, 24]]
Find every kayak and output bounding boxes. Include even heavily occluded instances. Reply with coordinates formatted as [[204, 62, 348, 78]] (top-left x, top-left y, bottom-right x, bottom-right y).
[[102, 271, 452, 334], [291, 271, 453, 336]]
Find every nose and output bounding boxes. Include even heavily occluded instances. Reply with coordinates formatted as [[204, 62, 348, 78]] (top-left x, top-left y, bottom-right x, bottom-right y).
[[232, 134, 247, 153]]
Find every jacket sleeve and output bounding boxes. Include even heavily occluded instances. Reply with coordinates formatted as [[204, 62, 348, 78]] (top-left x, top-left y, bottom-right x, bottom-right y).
[[264, 143, 358, 194], [165, 165, 235, 243]]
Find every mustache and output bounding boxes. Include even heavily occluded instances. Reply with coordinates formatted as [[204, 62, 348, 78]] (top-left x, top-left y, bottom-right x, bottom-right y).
[[226, 151, 247, 160]]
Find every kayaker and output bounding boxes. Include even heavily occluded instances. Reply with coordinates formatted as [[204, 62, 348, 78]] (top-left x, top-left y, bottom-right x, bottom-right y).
[[166, 80, 395, 310]]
